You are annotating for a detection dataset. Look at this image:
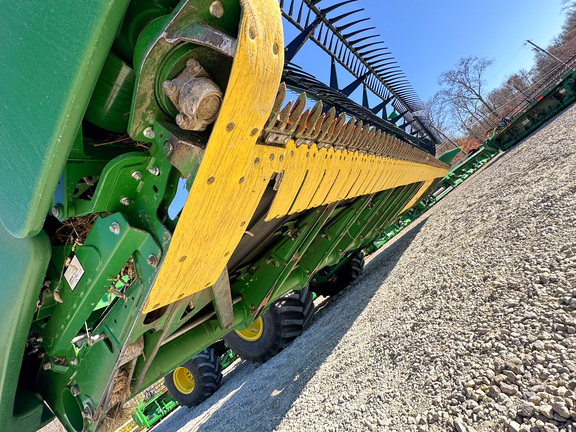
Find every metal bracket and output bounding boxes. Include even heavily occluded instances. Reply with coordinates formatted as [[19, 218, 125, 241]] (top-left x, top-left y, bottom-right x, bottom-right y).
[[129, 0, 238, 141], [209, 268, 234, 330]]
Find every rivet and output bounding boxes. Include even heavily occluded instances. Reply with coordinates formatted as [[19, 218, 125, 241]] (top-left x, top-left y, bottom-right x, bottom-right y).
[[269, 154, 274, 161], [273, 44, 278, 55], [239, 177, 245, 183], [254, 157, 260, 166], [207, 176, 215, 184], [240, 221, 246, 226], [248, 28, 255, 40], [131, 171, 142, 181], [143, 127, 155, 139], [109, 222, 121, 234], [226, 122, 235, 131], [177, 293, 184, 299], [179, 256, 187, 262], [290, 151, 294, 157], [250, 128, 258, 136], [209, 1, 224, 18]]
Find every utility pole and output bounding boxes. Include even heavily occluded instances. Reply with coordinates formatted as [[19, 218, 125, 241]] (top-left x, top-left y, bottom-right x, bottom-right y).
[[525, 40, 568, 67]]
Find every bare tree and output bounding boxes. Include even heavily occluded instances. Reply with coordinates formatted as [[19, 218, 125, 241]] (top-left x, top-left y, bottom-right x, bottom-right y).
[[437, 57, 498, 137]]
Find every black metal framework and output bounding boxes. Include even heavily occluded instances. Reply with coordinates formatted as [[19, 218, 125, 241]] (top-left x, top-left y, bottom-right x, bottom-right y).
[[280, 0, 440, 144]]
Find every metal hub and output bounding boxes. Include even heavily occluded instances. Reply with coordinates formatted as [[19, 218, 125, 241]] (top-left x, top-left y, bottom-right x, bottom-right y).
[[163, 57, 223, 131]]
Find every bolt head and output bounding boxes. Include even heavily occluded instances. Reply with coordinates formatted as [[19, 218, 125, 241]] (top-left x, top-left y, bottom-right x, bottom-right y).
[[131, 171, 142, 181], [209, 1, 224, 18], [146, 254, 159, 268], [109, 222, 121, 234], [70, 357, 78, 366], [148, 166, 160, 176], [81, 404, 93, 419], [162, 80, 177, 96], [70, 384, 80, 396], [51, 205, 60, 218], [120, 197, 131, 206], [143, 127, 155, 139], [42, 361, 52, 371]]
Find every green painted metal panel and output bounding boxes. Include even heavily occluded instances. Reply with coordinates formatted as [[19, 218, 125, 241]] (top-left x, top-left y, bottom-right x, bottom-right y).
[[0, 0, 130, 238], [0, 225, 52, 432]]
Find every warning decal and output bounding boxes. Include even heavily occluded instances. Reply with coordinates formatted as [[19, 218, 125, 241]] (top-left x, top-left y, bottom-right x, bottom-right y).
[[64, 254, 85, 292]]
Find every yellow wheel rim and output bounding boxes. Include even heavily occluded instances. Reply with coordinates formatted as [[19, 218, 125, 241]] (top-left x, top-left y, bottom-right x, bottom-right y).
[[235, 317, 264, 341], [173, 367, 195, 394]]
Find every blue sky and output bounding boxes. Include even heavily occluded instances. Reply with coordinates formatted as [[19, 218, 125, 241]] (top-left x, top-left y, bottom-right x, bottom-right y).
[[284, 0, 568, 104]]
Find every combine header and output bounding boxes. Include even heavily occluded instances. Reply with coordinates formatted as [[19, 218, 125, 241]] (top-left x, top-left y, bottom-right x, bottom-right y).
[[0, 1, 449, 431]]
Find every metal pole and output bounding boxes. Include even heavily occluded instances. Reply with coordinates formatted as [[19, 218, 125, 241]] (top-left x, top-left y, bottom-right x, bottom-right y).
[[525, 40, 568, 67]]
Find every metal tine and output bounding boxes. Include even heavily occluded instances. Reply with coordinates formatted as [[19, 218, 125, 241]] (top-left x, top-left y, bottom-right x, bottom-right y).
[[338, 117, 356, 147], [377, 131, 387, 155], [297, 0, 305, 24], [330, 113, 349, 146], [288, 0, 295, 17], [373, 134, 383, 156], [305, 100, 324, 140], [263, 82, 287, 132], [325, 112, 347, 145], [375, 132, 385, 155], [360, 126, 376, 152], [316, 107, 336, 144], [358, 125, 372, 152], [381, 134, 392, 156], [353, 125, 367, 151], [277, 100, 294, 130], [368, 129, 381, 153], [349, 120, 363, 149], [337, 17, 369, 33], [294, 108, 311, 136], [286, 92, 307, 134], [304, 5, 313, 27], [343, 26, 375, 40], [346, 121, 359, 149]]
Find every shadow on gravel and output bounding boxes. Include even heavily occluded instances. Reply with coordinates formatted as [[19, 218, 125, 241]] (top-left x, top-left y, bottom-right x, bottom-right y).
[[152, 218, 429, 432]]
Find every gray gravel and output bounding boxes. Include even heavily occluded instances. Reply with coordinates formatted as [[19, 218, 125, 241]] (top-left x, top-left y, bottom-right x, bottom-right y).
[[155, 104, 576, 432]]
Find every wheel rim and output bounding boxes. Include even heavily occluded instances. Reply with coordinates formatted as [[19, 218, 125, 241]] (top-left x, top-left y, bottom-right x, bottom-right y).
[[173, 366, 195, 394], [235, 317, 264, 341]]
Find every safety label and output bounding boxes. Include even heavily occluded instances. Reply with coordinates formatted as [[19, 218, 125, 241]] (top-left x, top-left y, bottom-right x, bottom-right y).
[[64, 254, 85, 292]]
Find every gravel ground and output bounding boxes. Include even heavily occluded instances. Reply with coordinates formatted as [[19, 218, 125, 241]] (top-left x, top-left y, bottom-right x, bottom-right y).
[[154, 104, 576, 432]]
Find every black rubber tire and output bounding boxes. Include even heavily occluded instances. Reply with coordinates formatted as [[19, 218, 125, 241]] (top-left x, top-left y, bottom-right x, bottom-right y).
[[313, 251, 365, 297], [164, 348, 223, 407], [223, 285, 314, 363]]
